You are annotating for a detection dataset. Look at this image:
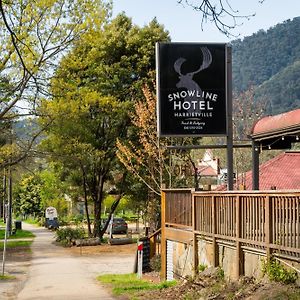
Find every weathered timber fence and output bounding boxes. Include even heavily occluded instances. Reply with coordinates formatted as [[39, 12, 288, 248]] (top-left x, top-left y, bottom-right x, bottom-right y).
[[161, 189, 300, 280]]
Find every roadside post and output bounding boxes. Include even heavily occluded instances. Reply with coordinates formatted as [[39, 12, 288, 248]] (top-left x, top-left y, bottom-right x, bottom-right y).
[[108, 214, 114, 239], [137, 241, 143, 279]]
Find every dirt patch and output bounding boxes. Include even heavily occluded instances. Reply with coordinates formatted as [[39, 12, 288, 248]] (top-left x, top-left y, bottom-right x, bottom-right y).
[[68, 242, 137, 256], [138, 270, 300, 300], [0, 246, 32, 263], [246, 282, 300, 300], [142, 271, 161, 284], [0, 246, 32, 299], [9, 249, 31, 263]]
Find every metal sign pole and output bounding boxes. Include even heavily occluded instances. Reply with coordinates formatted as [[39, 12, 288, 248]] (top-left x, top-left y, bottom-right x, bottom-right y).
[[226, 46, 234, 190], [252, 141, 260, 189], [7, 166, 12, 236]]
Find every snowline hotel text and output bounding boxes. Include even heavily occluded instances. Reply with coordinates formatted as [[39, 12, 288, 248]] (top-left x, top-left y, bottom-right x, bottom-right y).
[[169, 90, 217, 115]]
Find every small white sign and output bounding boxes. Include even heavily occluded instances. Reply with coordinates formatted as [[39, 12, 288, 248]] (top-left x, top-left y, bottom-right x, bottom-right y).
[[45, 207, 58, 220]]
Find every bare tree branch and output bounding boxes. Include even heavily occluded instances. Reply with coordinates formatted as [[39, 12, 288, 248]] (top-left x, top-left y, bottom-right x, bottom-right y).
[[177, 0, 257, 37]]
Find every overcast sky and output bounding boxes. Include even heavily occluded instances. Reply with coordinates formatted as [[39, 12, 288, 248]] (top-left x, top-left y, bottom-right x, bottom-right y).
[[112, 0, 300, 42]]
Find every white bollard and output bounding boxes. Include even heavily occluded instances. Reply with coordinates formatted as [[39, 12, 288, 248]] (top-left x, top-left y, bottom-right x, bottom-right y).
[[137, 242, 143, 279]]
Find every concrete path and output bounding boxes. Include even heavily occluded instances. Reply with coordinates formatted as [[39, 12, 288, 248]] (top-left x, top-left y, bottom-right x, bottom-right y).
[[13, 223, 135, 300]]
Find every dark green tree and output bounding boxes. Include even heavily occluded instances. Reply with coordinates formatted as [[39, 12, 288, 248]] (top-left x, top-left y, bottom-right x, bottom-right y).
[[40, 14, 170, 237]]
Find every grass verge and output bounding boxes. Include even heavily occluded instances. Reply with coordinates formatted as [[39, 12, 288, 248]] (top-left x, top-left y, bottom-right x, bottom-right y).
[[0, 274, 16, 280], [0, 229, 35, 240], [97, 273, 176, 299], [0, 240, 32, 250]]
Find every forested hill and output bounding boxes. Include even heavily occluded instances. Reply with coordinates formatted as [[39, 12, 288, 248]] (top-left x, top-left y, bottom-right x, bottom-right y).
[[232, 16, 300, 114]]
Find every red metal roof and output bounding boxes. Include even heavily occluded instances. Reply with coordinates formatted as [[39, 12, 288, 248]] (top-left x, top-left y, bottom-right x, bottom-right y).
[[217, 151, 300, 190], [198, 165, 218, 176], [251, 108, 300, 137]]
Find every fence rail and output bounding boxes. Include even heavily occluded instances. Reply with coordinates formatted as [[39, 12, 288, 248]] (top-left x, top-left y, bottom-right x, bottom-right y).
[[149, 228, 161, 259]]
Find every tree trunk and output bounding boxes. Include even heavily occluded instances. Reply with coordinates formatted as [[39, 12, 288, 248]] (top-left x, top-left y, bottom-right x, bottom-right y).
[[93, 201, 102, 237], [99, 172, 127, 236], [99, 194, 122, 236], [93, 174, 105, 238], [82, 167, 92, 236], [188, 155, 200, 190]]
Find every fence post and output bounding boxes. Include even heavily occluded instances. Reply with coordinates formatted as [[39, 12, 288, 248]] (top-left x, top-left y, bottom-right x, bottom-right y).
[[235, 195, 244, 279], [149, 234, 156, 259], [192, 193, 198, 276], [212, 195, 219, 267], [161, 190, 167, 280], [265, 195, 272, 260]]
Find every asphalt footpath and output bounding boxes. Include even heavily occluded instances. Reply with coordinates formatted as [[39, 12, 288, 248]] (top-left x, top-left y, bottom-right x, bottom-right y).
[[1, 223, 135, 300]]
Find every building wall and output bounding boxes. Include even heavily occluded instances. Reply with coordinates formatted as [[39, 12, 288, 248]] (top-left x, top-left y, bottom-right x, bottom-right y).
[[218, 244, 236, 279], [169, 240, 194, 278], [168, 236, 300, 281], [198, 239, 213, 268], [244, 251, 265, 278]]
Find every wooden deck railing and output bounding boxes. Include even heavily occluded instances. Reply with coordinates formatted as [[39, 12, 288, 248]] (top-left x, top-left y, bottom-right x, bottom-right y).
[[163, 190, 300, 254]]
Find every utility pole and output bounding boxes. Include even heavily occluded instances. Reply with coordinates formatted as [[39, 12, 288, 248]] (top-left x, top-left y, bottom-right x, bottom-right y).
[[2, 167, 10, 275], [7, 165, 12, 236], [7, 126, 13, 236], [2, 169, 6, 221], [226, 46, 234, 190]]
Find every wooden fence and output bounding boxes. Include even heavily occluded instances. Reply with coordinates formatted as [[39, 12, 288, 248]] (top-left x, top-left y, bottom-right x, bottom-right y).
[[165, 189, 192, 228], [161, 189, 300, 279]]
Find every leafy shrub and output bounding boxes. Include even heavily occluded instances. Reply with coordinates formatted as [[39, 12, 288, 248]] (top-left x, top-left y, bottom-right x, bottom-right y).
[[216, 267, 225, 280], [72, 214, 84, 224], [198, 264, 207, 272], [262, 258, 298, 284], [56, 217, 69, 227], [55, 226, 85, 247]]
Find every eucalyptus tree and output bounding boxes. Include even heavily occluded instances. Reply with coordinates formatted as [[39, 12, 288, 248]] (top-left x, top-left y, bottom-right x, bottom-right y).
[[0, 0, 111, 169]]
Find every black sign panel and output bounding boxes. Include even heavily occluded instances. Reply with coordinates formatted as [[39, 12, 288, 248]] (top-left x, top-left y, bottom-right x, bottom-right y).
[[156, 43, 227, 136]]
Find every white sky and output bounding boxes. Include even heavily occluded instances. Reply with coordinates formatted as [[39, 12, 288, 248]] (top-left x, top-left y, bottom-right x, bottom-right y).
[[112, 0, 300, 42]]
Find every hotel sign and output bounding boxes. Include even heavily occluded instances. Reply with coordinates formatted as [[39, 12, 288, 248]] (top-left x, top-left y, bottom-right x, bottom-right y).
[[156, 43, 227, 137]]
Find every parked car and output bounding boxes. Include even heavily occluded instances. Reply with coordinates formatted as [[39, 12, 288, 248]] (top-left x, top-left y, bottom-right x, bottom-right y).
[[105, 217, 128, 234]]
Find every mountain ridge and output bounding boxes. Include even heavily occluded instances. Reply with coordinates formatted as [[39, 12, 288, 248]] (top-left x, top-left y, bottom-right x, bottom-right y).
[[231, 16, 300, 115]]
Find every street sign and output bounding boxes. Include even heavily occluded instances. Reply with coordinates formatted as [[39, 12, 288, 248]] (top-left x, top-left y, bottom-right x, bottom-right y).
[[156, 42, 227, 137]]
